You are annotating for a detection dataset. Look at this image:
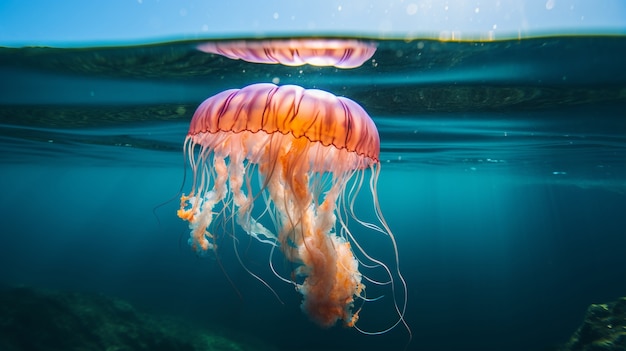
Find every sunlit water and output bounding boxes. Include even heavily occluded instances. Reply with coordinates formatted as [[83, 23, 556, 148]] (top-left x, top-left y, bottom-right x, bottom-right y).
[[1, 36, 625, 351]]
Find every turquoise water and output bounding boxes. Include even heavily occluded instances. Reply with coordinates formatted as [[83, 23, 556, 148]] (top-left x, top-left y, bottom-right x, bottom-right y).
[[0, 36, 625, 351]]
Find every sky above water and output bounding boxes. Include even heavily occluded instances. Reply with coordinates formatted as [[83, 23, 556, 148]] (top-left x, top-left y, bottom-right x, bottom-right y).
[[0, 0, 625, 46]]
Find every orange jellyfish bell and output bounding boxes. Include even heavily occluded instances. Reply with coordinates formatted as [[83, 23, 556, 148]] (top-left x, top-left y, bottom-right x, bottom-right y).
[[178, 83, 407, 333], [197, 39, 377, 68]]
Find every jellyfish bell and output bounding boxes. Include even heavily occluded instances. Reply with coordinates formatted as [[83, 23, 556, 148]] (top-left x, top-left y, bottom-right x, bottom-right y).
[[177, 83, 408, 335], [197, 38, 377, 69]]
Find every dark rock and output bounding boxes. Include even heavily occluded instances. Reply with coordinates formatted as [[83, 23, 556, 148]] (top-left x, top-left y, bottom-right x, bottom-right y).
[[0, 285, 275, 351], [559, 297, 626, 351]]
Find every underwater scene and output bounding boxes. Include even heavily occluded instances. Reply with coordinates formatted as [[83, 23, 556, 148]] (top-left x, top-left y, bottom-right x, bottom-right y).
[[0, 35, 625, 351]]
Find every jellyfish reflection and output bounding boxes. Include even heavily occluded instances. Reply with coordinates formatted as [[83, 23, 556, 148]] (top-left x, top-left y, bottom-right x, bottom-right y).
[[178, 83, 406, 332], [197, 39, 376, 68]]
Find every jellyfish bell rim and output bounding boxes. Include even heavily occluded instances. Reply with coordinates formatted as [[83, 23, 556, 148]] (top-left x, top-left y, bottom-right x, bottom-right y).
[[197, 38, 377, 69]]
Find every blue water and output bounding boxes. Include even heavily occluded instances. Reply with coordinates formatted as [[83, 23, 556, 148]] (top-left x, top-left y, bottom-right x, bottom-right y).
[[0, 36, 625, 351]]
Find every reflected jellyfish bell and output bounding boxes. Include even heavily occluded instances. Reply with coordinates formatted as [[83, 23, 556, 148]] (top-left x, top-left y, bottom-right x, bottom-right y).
[[197, 38, 377, 68], [177, 83, 408, 335]]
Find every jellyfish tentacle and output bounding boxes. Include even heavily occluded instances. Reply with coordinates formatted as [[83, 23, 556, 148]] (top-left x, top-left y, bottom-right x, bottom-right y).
[[230, 222, 285, 305]]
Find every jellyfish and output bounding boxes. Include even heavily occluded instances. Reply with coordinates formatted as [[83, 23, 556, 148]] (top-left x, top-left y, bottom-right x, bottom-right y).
[[197, 38, 376, 69], [177, 83, 407, 333]]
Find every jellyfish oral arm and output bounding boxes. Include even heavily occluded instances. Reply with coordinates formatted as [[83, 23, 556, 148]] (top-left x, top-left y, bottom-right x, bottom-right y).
[[229, 149, 279, 246], [177, 148, 230, 252], [260, 142, 363, 328]]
